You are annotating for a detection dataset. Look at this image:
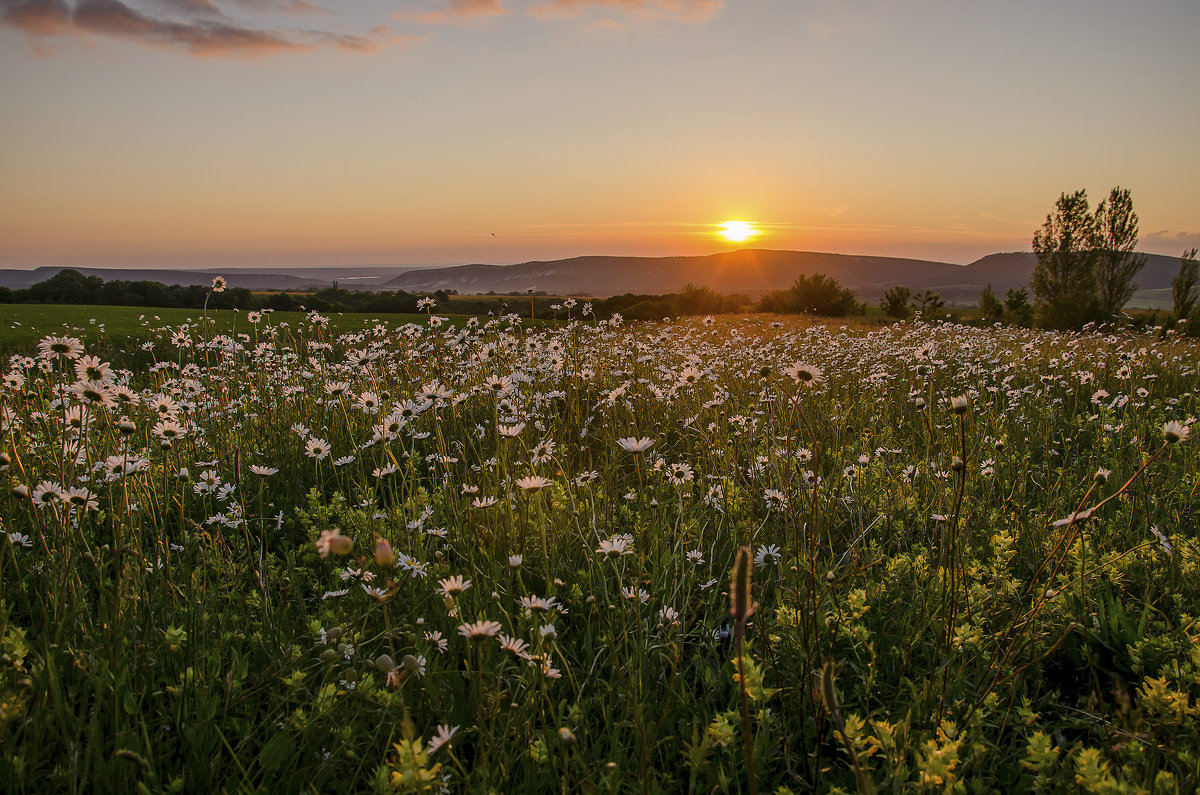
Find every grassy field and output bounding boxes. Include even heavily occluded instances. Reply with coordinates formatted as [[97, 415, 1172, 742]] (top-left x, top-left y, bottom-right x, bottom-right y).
[[0, 304, 458, 354], [1, 310, 1198, 792]]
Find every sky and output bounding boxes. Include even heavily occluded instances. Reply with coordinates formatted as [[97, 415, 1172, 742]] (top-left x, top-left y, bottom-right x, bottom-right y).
[[1, 0, 1198, 270]]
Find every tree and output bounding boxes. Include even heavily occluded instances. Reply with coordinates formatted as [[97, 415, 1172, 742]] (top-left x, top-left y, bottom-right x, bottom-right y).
[[910, 289, 945, 315], [675, 283, 726, 315], [26, 269, 105, 304], [979, 283, 1004, 323], [758, 273, 858, 316], [1031, 189, 1100, 329], [1093, 187, 1146, 322], [1173, 248, 1199, 329], [881, 286, 912, 319], [1004, 287, 1033, 326]]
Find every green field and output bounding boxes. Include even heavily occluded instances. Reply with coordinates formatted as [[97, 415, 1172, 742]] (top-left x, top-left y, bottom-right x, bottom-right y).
[[0, 304, 452, 351], [1, 311, 1198, 792]]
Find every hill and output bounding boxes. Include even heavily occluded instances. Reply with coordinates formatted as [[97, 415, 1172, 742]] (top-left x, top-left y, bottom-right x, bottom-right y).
[[385, 249, 1184, 305], [1, 251, 1184, 307]]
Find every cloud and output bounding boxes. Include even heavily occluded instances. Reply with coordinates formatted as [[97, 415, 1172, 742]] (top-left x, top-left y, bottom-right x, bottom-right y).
[[1, 0, 74, 35], [397, 0, 721, 26], [230, 0, 328, 14], [0, 0, 378, 56], [147, 0, 225, 18], [1144, 229, 1200, 251], [528, 0, 723, 23], [395, 0, 509, 25]]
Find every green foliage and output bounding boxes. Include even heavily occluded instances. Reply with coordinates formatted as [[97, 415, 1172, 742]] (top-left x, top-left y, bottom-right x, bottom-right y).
[[1032, 187, 1146, 329], [1172, 248, 1199, 330], [979, 283, 1004, 324], [881, 285, 912, 319], [1, 312, 1198, 792], [1032, 189, 1101, 329], [1094, 187, 1147, 321], [1003, 287, 1033, 326], [758, 273, 859, 316], [910, 289, 945, 315]]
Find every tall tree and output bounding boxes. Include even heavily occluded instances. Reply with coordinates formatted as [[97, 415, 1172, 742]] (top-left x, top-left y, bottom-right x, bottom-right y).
[[1004, 287, 1033, 327], [1092, 187, 1146, 322], [979, 283, 1004, 323], [1031, 190, 1100, 329], [1172, 248, 1199, 328]]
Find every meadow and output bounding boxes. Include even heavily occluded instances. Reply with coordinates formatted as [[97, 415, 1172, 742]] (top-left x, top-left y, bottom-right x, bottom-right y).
[[1, 301, 1198, 793], [0, 304, 444, 356]]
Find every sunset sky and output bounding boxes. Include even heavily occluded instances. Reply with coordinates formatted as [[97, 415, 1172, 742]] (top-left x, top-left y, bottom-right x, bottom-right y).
[[1, 0, 1197, 269]]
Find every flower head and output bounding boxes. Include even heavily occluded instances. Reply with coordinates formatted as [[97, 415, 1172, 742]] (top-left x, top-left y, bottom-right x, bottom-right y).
[[1163, 420, 1189, 444], [427, 724, 458, 756], [784, 362, 822, 384], [437, 575, 472, 597], [38, 335, 84, 360], [305, 437, 331, 460], [515, 475, 551, 491], [457, 619, 502, 639]]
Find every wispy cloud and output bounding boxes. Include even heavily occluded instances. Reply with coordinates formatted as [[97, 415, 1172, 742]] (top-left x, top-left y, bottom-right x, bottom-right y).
[[527, 0, 723, 24], [2, 0, 723, 56], [0, 0, 377, 56], [230, 0, 328, 14], [395, 0, 509, 26], [397, 0, 723, 26]]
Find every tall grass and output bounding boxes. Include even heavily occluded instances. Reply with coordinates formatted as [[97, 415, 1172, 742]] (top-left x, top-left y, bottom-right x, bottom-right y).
[[0, 306, 1197, 792]]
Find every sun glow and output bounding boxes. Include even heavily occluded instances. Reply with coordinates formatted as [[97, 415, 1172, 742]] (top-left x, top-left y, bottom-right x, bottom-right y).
[[717, 220, 759, 243]]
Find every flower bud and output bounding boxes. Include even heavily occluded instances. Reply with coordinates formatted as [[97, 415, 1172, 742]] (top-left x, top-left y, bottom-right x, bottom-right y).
[[374, 538, 394, 568], [729, 546, 755, 623]]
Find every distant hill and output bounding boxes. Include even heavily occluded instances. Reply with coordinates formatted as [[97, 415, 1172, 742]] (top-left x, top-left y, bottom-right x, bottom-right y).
[[1, 251, 1184, 307], [385, 249, 1184, 305], [386, 250, 963, 298]]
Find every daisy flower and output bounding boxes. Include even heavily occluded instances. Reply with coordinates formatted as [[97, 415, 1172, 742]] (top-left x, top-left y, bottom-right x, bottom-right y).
[[457, 620, 503, 639], [437, 575, 472, 597], [304, 437, 331, 460], [1163, 420, 1189, 444], [515, 475, 551, 491], [427, 724, 458, 756]]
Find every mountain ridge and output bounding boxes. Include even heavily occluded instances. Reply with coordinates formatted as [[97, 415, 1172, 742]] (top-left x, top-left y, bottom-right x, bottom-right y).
[[0, 250, 1185, 307], [384, 249, 1184, 305]]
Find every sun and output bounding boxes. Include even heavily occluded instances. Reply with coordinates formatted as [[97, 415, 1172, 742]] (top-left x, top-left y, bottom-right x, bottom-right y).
[[717, 220, 760, 244]]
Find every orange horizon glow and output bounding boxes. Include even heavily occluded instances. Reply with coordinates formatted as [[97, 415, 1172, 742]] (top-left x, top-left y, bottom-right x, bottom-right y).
[[717, 220, 760, 244]]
